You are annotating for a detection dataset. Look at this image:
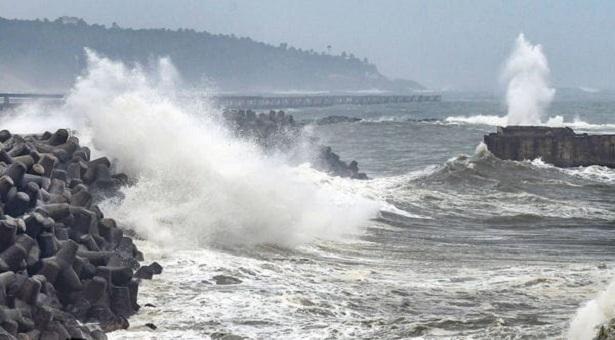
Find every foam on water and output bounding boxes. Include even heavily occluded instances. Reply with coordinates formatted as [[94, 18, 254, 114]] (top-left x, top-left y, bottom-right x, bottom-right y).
[[444, 114, 509, 126], [528, 159, 615, 185], [1, 50, 380, 248], [568, 279, 615, 339], [444, 114, 615, 133]]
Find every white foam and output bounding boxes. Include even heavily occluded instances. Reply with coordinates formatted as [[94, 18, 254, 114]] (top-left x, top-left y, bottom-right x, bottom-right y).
[[503, 33, 555, 125], [568, 279, 615, 340], [445, 115, 508, 126], [1, 50, 380, 248], [444, 114, 615, 133], [362, 115, 410, 123], [445, 35, 615, 133], [527, 158, 615, 185]]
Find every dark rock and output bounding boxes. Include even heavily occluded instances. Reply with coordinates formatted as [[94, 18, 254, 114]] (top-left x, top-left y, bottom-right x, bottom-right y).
[[0, 221, 17, 252], [0, 176, 15, 201], [31, 163, 45, 176], [0, 129, 158, 339], [12, 155, 34, 170], [46, 129, 69, 146], [4, 163, 26, 186], [211, 332, 246, 340], [223, 109, 369, 179], [5, 191, 31, 216], [69, 190, 92, 208], [36, 154, 57, 177], [133, 262, 162, 280], [127, 279, 139, 311], [82, 158, 111, 184], [87, 305, 128, 332], [0, 240, 29, 272], [314, 115, 362, 125], [148, 262, 162, 275], [0, 130, 11, 143], [212, 275, 242, 285], [596, 318, 615, 340], [109, 285, 134, 318], [133, 267, 153, 280], [36, 204, 71, 221], [96, 266, 133, 286]]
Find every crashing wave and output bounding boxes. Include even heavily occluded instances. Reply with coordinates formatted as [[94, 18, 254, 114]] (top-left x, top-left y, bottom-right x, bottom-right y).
[[1, 50, 380, 248]]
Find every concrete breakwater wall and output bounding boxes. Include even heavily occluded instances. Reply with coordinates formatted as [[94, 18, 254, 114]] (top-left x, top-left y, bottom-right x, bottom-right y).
[[0, 129, 161, 339], [484, 126, 615, 167], [223, 109, 368, 179]]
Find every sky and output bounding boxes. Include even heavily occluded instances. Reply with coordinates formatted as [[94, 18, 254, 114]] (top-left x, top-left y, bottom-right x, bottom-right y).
[[1, 0, 614, 91]]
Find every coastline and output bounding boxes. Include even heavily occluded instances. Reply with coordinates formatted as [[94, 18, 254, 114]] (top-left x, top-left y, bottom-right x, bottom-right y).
[[0, 108, 366, 339]]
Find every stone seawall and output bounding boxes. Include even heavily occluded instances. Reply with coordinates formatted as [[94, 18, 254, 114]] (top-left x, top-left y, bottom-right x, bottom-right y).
[[0, 129, 161, 339], [223, 109, 368, 179], [484, 126, 615, 167]]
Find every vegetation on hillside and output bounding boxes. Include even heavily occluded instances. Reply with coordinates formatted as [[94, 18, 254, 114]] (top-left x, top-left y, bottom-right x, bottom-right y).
[[0, 16, 423, 92]]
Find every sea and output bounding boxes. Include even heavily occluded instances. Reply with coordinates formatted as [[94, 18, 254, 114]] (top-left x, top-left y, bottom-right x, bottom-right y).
[[3, 55, 615, 339]]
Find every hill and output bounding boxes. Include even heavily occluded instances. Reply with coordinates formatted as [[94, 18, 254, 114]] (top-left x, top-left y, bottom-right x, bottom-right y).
[[0, 16, 423, 93]]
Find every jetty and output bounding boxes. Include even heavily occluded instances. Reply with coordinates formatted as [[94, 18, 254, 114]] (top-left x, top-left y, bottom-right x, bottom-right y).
[[484, 126, 615, 168], [214, 94, 441, 109], [0, 93, 65, 110], [0, 92, 441, 111]]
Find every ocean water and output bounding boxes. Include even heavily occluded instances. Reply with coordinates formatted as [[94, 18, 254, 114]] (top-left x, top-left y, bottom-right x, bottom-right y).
[[107, 97, 615, 339], [3, 54, 615, 339]]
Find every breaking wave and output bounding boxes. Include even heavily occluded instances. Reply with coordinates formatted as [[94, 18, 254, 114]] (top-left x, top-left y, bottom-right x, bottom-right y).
[[444, 114, 615, 132], [0, 50, 380, 248], [568, 280, 615, 340]]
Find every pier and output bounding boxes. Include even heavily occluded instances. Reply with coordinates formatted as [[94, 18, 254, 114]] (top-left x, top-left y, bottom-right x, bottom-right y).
[[0, 93, 65, 110], [214, 94, 441, 109], [0, 93, 441, 111]]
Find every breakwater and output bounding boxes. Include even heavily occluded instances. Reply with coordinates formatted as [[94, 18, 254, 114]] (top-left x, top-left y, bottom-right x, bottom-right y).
[[223, 109, 368, 179], [0, 129, 160, 339], [484, 126, 615, 167]]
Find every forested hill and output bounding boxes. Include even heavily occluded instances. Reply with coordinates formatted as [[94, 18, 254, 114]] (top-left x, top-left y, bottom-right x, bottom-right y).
[[0, 16, 423, 93]]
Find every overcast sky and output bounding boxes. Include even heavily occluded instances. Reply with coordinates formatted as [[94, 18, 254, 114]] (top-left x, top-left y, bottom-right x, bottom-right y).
[[1, 0, 614, 91]]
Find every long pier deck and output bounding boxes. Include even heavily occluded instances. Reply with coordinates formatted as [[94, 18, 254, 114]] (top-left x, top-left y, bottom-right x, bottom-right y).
[[0, 93, 65, 110], [0, 93, 441, 111], [215, 94, 441, 109]]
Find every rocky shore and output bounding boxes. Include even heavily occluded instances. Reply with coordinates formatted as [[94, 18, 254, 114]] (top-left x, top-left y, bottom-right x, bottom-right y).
[[0, 129, 160, 339], [223, 109, 368, 179], [0, 109, 367, 339]]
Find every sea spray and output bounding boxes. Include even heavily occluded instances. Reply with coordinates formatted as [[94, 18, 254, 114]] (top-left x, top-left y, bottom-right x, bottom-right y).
[[444, 34, 559, 127], [503, 33, 555, 125], [568, 279, 615, 340], [444, 114, 615, 133], [1, 50, 380, 248]]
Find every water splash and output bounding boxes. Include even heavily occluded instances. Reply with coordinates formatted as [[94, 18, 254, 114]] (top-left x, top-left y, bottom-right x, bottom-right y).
[[503, 33, 555, 125], [568, 279, 615, 340], [1, 50, 380, 248]]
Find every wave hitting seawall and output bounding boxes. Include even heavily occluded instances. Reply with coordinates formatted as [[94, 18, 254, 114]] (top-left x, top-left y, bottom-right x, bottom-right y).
[[0, 128, 162, 339]]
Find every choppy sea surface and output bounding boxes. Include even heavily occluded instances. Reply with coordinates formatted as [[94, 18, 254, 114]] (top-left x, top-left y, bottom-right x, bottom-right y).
[[102, 94, 615, 340]]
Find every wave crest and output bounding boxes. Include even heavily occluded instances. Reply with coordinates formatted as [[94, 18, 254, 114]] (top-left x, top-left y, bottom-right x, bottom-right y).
[[2, 50, 381, 248], [445, 114, 615, 132]]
